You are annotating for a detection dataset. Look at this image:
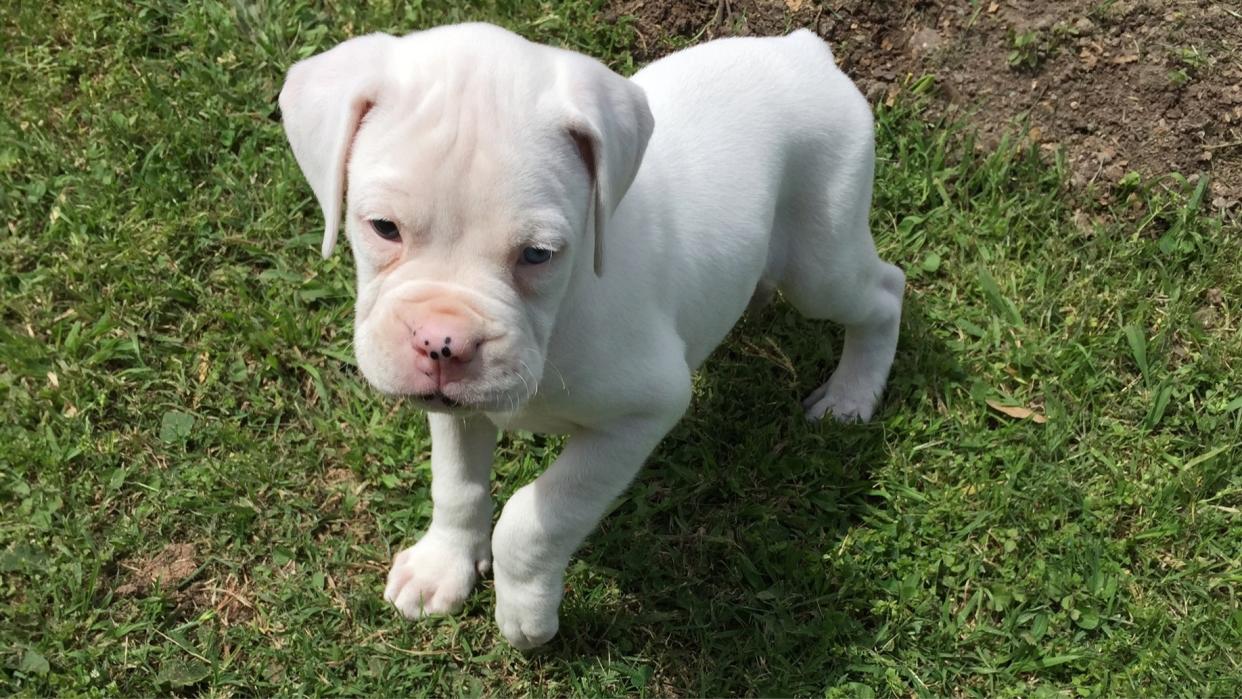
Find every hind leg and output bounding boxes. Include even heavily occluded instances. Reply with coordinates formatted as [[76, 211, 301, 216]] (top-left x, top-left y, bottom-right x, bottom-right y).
[[797, 261, 904, 421], [778, 152, 904, 422]]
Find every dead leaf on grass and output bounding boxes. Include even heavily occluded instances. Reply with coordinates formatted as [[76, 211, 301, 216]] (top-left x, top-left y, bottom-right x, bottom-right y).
[[986, 400, 1048, 423]]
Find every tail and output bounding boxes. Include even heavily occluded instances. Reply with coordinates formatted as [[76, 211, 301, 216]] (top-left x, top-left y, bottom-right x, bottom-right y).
[[788, 28, 836, 65]]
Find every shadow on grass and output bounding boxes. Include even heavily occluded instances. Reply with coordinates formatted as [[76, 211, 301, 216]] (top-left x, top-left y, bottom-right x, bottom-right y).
[[535, 296, 966, 693]]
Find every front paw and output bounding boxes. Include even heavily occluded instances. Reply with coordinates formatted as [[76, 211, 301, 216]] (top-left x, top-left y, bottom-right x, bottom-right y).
[[493, 563, 562, 650], [383, 530, 489, 619]]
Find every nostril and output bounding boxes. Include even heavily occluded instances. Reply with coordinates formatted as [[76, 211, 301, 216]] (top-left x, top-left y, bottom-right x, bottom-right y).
[[412, 322, 478, 363]]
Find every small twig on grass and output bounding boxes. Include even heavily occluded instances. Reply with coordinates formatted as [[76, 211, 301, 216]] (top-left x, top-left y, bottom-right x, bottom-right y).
[[381, 641, 450, 657], [152, 628, 212, 665]]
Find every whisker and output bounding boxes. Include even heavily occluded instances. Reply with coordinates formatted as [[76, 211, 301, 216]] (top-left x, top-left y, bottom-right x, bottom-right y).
[[517, 358, 538, 400], [515, 362, 532, 399], [543, 357, 568, 393]]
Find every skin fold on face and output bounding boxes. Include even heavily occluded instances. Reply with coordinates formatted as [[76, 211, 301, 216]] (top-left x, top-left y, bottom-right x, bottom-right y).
[[343, 81, 590, 414]]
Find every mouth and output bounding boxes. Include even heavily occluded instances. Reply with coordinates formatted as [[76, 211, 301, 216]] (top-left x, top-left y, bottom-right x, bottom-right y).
[[415, 391, 462, 408], [409, 385, 530, 413]]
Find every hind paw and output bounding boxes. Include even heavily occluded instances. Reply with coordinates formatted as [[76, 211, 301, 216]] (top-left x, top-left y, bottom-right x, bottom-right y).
[[803, 378, 881, 423]]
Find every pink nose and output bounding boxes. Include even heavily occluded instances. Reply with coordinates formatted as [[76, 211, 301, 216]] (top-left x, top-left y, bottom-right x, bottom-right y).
[[412, 312, 482, 384]]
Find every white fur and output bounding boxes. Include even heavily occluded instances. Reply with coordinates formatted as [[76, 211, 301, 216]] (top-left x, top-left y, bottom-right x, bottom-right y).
[[280, 23, 904, 649]]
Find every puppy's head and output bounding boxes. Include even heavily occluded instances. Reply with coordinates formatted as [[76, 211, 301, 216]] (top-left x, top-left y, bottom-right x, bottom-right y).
[[279, 24, 653, 412]]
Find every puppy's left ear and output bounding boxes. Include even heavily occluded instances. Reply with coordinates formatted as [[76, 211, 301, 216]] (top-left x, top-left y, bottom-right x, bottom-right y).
[[558, 55, 654, 275], [279, 33, 397, 258]]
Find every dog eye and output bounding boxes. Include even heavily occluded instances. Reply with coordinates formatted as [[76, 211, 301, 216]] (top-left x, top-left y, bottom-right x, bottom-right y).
[[520, 247, 553, 265], [369, 219, 400, 241]]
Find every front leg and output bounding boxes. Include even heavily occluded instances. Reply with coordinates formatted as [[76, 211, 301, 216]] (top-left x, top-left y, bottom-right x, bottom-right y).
[[384, 412, 497, 618], [491, 389, 690, 649]]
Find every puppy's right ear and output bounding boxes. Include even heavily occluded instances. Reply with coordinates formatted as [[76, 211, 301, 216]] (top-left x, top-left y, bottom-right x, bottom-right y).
[[279, 33, 396, 258]]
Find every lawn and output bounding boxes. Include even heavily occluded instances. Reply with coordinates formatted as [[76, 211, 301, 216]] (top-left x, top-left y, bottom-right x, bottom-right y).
[[1, 1, 1239, 696]]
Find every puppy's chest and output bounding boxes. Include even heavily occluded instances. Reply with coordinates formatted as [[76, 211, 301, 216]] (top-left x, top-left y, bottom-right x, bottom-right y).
[[484, 386, 589, 435], [484, 407, 583, 436]]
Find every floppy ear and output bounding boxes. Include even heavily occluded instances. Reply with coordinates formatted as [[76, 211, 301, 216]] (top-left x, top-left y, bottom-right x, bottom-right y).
[[278, 33, 396, 258], [559, 56, 654, 275]]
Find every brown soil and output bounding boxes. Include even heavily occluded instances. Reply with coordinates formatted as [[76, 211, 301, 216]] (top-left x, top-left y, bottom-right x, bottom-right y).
[[115, 542, 255, 625], [608, 0, 1242, 213], [115, 542, 199, 596]]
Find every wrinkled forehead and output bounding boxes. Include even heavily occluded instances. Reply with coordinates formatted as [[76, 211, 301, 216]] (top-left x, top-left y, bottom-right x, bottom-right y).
[[348, 124, 518, 232], [348, 120, 577, 241], [346, 39, 578, 228]]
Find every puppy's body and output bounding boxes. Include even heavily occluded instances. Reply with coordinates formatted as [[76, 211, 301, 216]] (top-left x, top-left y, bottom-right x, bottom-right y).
[[280, 24, 903, 649], [496, 31, 893, 431]]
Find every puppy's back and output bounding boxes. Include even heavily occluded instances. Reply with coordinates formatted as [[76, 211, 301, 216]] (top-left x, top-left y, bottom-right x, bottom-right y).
[[631, 30, 869, 155]]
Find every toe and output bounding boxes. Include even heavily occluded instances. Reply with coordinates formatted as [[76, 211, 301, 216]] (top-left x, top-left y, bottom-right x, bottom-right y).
[[804, 400, 829, 422], [499, 616, 557, 651], [383, 565, 414, 603], [393, 583, 429, 619], [802, 383, 830, 409], [496, 599, 559, 650]]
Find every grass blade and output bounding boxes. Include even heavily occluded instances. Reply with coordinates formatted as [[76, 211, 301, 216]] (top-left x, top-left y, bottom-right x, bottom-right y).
[[1124, 325, 1149, 379]]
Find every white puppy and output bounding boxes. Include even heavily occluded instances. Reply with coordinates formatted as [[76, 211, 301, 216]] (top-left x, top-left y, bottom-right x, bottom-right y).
[[279, 22, 903, 649]]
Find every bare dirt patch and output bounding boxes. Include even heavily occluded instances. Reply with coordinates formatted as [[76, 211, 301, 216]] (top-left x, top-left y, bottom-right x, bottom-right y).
[[608, 0, 1242, 213], [114, 542, 255, 625], [115, 542, 199, 596]]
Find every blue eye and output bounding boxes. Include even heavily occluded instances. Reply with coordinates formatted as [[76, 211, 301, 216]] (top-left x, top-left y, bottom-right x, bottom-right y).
[[521, 247, 553, 265], [369, 219, 399, 240]]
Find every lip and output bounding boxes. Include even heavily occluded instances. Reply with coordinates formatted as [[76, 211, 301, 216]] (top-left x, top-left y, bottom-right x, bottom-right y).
[[410, 386, 530, 413], [415, 391, 461, 408]]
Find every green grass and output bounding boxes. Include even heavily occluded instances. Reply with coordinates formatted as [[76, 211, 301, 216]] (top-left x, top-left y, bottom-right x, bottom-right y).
[[2, 1, 1240, 696]]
